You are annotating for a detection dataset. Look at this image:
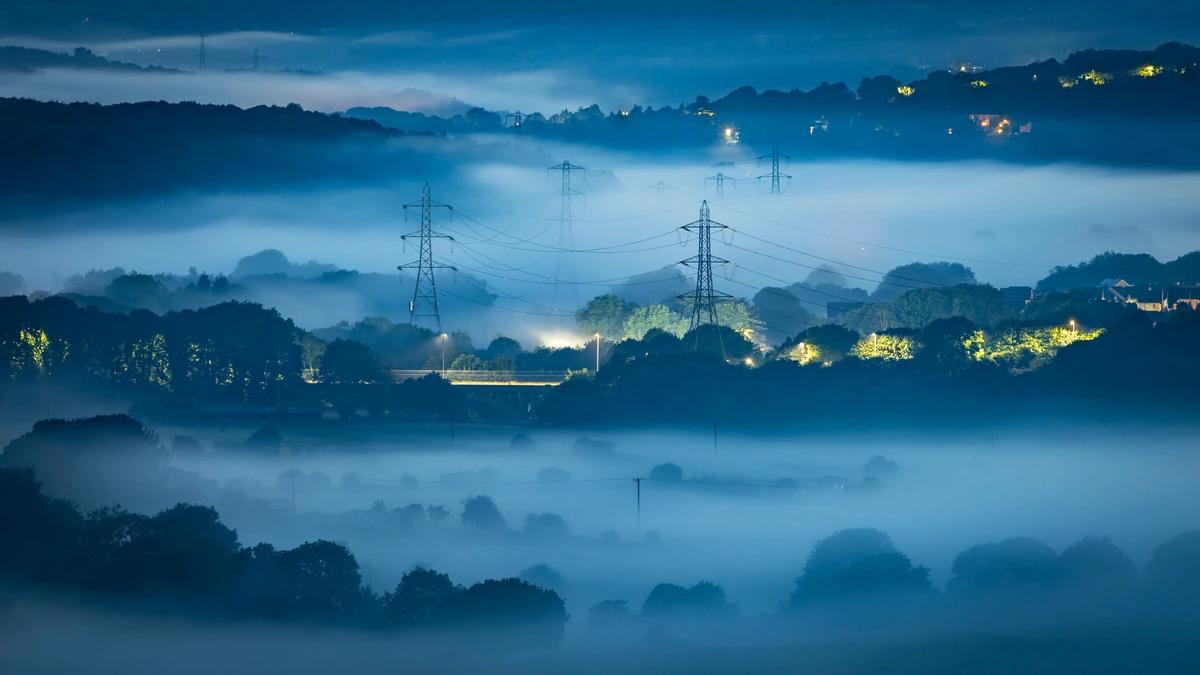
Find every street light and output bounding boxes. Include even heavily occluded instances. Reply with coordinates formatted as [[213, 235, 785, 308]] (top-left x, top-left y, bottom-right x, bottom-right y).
[[440, 333, 448, 375], [594, 333, 601, 373], [1068, 319, 1077, 334]]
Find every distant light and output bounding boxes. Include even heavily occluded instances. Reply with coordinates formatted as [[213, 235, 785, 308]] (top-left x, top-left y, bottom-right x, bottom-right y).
[[722, 126, 740, 144], [896, 85, 915, 97], [1134, 64, 1163, 78], [1081, 70, 1110, 86], [538, 332, 583, 349], [743, 357, 754, 366], [968, 80, 989, 88]]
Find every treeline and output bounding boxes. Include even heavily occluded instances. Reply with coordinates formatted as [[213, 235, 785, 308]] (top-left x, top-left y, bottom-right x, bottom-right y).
[[541, 308, 1200, 427], [351, 43, 1200, 168], [0, 295, 303, 404], [589, 526, 1200, 637], [0, 97, 447, 210], [1038, 251, 1200, 291], [6, 463, 1200, 644], [0, 467, 567, 646]]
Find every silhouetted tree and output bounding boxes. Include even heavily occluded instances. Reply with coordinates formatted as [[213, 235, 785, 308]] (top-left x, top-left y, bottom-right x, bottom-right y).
[[382, 566, 461, 628], [461, 495, 507, 533]]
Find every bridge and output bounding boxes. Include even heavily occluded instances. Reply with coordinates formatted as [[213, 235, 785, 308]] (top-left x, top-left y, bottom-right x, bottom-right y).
[[389, 369, 568, 386]]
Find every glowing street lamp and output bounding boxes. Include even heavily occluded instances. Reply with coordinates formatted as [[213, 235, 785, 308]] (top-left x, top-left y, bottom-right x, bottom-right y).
[[1068, 319, 1077, 334], [594, 333, 601, 373], [440, 333, 448, 374]]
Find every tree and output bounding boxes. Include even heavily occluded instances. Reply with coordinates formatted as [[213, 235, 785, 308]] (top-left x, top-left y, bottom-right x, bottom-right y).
[[642, 581, 734, 616], [649, 462, 683, 482], [684, 324, 757, 361], [789, 528, 931, 608], [622, 304, 688, 340], [0, 414, 165, 507], [461, 495, 507, 533], [577, 294, 632, 337], [136, 504, 240, 598], [777, 324, 859, 365], [319, 338, 384, 384], [946, 537, 1058, 597], [519, 564, 567, 592], [753, 287, 815, 345], [437, 578, 568, 646], [871, 262, 977, 302], [1145, 530, 1200, 614], [382, 566, 461, 627], [483, 336, 523, 361], [522, 513, 569, 541], [275, 540, 371, 619]]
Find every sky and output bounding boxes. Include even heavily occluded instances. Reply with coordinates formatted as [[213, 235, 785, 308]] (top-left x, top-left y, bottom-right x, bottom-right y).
[[3, 1, 1200, 113]]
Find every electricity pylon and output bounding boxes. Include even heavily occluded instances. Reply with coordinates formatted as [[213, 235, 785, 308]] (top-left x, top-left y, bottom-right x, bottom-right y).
[[548, 160, 584, 311], [705, 171, 736, 197], [645, 180, 678, 197], [756, 143, 791, 194], [505, 111, 525, 133], [398, 183, 455, 332], [678, 200, 732, 331]]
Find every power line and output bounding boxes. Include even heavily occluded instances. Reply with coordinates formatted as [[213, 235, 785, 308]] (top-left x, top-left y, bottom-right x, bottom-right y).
[[720, 203, 1049, 269]]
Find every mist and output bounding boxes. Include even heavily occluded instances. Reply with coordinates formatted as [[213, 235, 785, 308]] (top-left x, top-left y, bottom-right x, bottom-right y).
[[3, 137, 1198, 340]]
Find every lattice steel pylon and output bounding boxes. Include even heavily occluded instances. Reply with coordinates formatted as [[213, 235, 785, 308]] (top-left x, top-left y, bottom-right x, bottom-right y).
[[756, 143, 791, 194], [705, 171, 736, 197], [398, 183, 455, 332], [645, 180, 678, 197], [678, 200, 732, 331], [548, 160, 585, 311]]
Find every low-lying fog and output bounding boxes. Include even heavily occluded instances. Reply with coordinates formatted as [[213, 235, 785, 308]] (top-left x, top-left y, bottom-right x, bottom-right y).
[[4, 138, 1199, 334], [137, 422, 1200, 621]]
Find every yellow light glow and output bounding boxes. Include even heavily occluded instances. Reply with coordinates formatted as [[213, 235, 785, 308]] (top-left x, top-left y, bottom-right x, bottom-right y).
[[1133, 64, 1163, 78], [537, 332, 583, 349], [896, 85, 915, 97], [1081, 70, 1110, 86], [1058, 76, 1077, 88], [969, 80, 989, 88]]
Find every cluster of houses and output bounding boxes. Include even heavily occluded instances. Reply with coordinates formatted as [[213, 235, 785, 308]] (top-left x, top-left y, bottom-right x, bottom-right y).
[[1100, 279, 1200, 312]]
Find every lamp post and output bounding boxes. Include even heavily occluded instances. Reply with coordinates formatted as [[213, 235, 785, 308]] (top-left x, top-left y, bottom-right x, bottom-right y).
[[1068, 319, 1077, 334], [594, 333, 601, 373], [440, 333, 448, 375]]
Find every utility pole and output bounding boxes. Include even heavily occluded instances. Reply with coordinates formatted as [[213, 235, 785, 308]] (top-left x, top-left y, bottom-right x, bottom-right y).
[[548, 160, 585, 311], [633, 477, 642, 528], [705, 171, 736, 197], [198, 35, 207, 73], [398, 183, 455, 332], [678, 201, 733, 332], [756, 143, 791, 194], [645, 180, 678, 197], [594, 333, 601, 373]]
